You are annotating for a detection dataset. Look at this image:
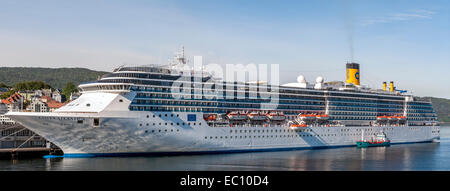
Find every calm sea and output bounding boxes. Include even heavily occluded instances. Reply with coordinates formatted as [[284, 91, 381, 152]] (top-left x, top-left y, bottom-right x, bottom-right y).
[[1, 126, 449, 171]]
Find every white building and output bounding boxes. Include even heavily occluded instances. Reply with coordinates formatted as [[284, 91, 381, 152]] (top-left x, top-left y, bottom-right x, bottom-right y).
[[0, 103, 15, 125], [29, 99, 48, 112], [52, 89, 62, 102]]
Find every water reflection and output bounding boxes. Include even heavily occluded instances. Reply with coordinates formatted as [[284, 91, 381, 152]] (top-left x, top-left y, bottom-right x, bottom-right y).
[[38, 142, 439, 171], [1, 127, 448, 171]]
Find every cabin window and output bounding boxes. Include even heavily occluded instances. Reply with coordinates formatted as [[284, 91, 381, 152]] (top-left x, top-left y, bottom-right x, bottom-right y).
[[93, 118, 100, 126], [77, 120, 83, 124]]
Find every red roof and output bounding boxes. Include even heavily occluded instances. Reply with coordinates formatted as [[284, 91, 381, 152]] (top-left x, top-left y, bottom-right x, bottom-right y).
[[1, 92, 22, 105], [42, 96, 66, 108], [47, 101, 66, 108]]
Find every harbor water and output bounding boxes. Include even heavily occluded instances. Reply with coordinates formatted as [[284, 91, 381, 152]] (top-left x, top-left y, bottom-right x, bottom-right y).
[[1, 126, 449, 171]]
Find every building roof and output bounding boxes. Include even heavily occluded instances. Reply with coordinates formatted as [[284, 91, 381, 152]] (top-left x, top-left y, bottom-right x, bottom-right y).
[[41, 96, 66, 108], [1, 92, 22, 105]]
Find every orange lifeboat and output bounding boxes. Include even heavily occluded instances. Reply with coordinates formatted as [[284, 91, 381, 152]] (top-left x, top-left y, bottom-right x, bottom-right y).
[[268, 112, 286, 121], [227, 111, 248, 120], [248, 111, 267, 121], [396, 115, 407, 121], [316, 114, 329, 121], [204, 114, 216, 121], [387, 116, 398, 122], [377, 115, 388, 121], [299, 114, 316, 121], [290, 123, 307, 129]]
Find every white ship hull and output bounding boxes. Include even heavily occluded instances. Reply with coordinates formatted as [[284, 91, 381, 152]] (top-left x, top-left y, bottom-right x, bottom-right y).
[[6, 111, 440, 157]]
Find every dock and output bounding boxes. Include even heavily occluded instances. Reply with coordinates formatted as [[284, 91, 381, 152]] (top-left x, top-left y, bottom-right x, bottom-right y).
[[0, 147, 62, 159]]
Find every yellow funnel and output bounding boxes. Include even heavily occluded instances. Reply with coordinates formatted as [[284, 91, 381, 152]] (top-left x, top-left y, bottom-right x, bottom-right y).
[[390, 81, 394, 92], [346, 63, 360, 85]]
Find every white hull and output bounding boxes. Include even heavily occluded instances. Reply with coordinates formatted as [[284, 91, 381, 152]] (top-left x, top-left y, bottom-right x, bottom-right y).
[[6, 111, 440, 156]]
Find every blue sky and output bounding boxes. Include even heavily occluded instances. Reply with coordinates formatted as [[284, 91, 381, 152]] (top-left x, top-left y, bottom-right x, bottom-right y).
[[0, 0, 449, 98]]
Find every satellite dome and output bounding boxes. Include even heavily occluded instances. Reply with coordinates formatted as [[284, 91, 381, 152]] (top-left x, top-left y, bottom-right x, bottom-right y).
[[316, 76, 324, 83], [297, 75, 306, 83]]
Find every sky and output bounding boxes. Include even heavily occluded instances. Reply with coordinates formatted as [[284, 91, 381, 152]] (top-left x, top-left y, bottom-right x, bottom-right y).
[[0, 0, 449, 98]]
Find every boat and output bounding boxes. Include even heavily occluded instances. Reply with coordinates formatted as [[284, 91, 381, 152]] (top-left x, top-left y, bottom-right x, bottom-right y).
[[289, 123, 307, 130], [377, 115, 388, 121], [397, 116, 407, 122], [356, 130, 391, 148], [247, 111, 267, 121], [227, 111, 248, 120], [387, 116, 398, 122], [203, 114, 217, 121], [316, 114, 329, 121], [299, 114, 316, 121], [267, 112, 286, 121], [4, 47, 439, 157]]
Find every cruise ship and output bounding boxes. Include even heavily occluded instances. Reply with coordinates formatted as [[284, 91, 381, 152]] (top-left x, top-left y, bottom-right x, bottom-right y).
[[6, 47, 440, 157]]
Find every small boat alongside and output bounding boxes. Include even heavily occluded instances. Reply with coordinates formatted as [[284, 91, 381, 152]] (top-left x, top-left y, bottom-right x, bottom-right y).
[[356, 130, 391, 148]]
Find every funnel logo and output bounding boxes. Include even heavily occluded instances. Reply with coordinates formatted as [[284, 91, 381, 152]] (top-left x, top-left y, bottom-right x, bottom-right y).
[[355, 72, 360, 80]]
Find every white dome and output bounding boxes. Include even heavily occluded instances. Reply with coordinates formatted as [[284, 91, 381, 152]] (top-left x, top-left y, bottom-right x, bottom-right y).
[[297, 75, 306, 83], [316, 76, 324, 83]]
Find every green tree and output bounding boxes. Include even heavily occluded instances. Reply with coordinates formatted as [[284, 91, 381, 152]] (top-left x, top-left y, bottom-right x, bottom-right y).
[[0, 89, 16, 99], [62, 82, 78, 102], [14, 81, 51, 91], [0, 82, 10, 88]]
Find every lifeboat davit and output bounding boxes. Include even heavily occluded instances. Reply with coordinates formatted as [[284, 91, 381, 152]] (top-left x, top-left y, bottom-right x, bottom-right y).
[[247, 111, 267, 121], [227, 111, 248, 120], [268, 112, 286, 121]]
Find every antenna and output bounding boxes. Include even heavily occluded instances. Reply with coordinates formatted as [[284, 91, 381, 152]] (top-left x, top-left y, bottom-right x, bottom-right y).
[[175, 45, 186, 65]]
